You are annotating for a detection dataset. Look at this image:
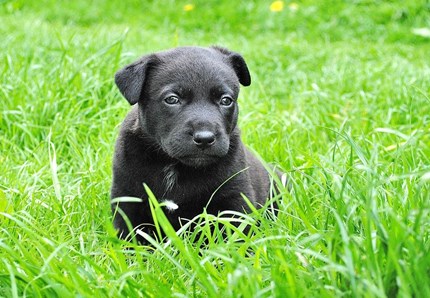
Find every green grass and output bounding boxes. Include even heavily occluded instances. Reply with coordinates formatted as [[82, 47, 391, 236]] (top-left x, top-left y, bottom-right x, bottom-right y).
[[1, 0, 430, 296]]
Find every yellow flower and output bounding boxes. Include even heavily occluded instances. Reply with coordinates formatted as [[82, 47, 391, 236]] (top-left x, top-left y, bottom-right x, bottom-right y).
[[270, 1, 284, 12], [288, 2, 299, 11], [183, 4, 195, 12]]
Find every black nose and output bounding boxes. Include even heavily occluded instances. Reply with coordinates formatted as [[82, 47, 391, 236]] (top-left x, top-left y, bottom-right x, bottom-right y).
[[193, 131, 216, 148]]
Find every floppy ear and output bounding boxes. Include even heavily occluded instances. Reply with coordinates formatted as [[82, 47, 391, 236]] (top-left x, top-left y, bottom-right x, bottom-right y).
[[114, 55, 156, 105], [211, 46, 251, 86]]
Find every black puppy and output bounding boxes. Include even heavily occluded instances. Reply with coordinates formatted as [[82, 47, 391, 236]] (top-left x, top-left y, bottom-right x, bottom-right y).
[[111, 46, 280, 240]]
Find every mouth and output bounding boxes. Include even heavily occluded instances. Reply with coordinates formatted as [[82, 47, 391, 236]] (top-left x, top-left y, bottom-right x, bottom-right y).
[[160, 138, 229, 168], [178, 154, 220, 168]]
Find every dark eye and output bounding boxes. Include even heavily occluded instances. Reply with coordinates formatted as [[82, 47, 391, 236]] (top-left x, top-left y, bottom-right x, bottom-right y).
[[220, 96, 233, 106], [164, 96, 180, 105]]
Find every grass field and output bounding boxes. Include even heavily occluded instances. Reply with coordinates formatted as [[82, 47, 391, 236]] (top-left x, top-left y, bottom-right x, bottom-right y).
[[1, 0, 430, 296]]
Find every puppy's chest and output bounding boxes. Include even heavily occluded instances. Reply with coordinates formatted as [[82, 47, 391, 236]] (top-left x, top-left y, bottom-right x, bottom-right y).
[[156, 164, 219, 204]]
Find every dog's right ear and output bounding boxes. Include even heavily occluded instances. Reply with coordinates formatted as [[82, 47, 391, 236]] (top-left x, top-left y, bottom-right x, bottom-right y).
[[115, 55, 157, 105]]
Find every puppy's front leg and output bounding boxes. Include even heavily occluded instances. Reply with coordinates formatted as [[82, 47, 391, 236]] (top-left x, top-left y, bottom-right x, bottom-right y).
[[111, 201, 152, 242]]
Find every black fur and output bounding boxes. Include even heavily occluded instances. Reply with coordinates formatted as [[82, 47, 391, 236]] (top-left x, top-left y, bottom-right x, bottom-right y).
[[111, 46, 278, 241]]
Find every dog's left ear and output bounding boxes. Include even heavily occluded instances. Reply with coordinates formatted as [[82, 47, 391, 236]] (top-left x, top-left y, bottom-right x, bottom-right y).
[[212, 46, 251, 86], [115, 54, 157, 105]]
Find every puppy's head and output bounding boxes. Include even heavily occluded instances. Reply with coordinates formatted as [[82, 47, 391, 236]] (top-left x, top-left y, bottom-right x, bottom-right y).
[[115, 46, 251, 168]]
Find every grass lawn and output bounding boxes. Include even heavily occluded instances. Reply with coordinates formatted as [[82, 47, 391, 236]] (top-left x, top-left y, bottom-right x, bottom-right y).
[[1, 0, 430, 296]]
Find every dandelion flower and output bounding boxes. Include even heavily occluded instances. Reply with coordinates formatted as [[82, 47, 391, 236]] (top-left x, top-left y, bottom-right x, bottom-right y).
[[270, 1, 284, 12], [183, 4, 195, 12]]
